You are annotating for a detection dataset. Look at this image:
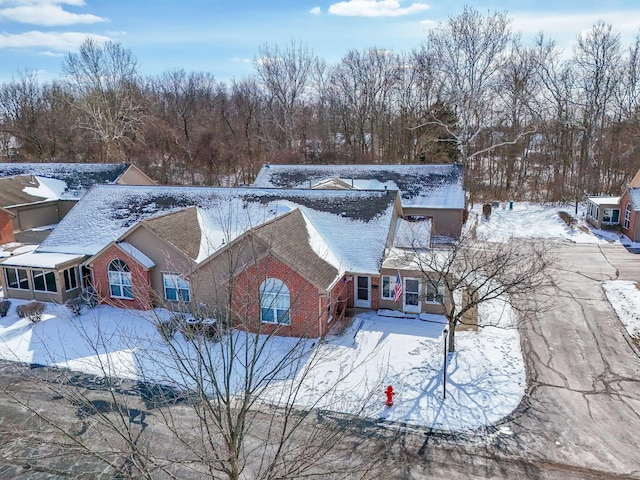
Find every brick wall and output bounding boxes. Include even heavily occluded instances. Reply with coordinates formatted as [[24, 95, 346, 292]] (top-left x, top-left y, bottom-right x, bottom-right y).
[[0, 210, 15, 245], [90, 244, 153, 310], [231, 255, 327, 338]]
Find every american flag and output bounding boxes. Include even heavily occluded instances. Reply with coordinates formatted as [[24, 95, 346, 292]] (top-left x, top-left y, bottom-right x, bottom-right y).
[[393, 270, 403, 302]]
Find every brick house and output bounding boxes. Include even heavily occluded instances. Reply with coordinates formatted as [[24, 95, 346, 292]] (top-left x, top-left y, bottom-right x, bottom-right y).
[[1, 165, 465, 338], [586, 168, 640, 242]]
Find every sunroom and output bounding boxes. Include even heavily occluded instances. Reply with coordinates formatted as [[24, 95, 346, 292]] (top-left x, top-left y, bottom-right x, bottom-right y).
[[0, 251, 86, 303]]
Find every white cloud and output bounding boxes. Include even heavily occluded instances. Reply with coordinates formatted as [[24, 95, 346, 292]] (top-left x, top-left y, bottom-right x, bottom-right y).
[[510, 10, 640, 39], [0, 0, 106, 26], [0, 31, 110, 51], [328, 0, 429, 17], [232, 57, 251, 64], [309, 6, 321, 15]]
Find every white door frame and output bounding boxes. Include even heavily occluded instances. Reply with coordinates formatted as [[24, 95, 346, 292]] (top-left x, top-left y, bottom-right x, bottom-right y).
[[354, 275, 371, 308], [403, 277, 421, 313]]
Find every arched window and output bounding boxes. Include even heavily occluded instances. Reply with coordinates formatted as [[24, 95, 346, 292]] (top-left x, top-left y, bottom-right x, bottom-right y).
[[108, 259, 133, 299], [260, 278, 290, 325]]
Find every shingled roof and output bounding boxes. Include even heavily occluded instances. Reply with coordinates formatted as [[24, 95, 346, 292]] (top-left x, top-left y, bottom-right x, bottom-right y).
[[252, 163, 465, 209], [0, 175, 60, 207], [38, 185, 398, 274], [141, 207, 202, 261], [0, 163, 131, 200], [252, 209, 339, 290]]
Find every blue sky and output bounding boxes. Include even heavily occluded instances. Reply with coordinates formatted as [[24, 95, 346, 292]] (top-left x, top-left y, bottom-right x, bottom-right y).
[[1, 0, 640, 83]]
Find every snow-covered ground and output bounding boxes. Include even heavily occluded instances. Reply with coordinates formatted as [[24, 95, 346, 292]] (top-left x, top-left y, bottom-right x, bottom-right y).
[[0, 297, 521, 432], [1, 201, 638, 433], [603, 281, 640, 341]]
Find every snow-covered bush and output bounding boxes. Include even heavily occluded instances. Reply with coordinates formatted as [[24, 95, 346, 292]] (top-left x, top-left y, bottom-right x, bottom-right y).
[[17, 301, 46, 323], [65, 297, 86, 316], [0, 300, 10, 317]]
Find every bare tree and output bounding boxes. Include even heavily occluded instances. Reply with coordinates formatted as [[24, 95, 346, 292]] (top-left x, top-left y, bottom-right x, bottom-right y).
[[421, 7, 535, 168], [394, 228, 552, 352], [255, 40, 318, 154], [62, 38, 146, 162]]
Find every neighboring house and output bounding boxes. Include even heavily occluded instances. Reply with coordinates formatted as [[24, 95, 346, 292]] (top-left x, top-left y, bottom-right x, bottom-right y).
[[252, 163, 466, 239], [0, 163, 155, 245], [0, 164, 464, 338], [586, 168, 640, 242]]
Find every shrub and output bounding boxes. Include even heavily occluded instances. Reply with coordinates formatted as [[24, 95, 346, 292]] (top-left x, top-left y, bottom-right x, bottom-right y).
[[17, 301, 46, 323], [558, 211, 577, 227], [65, 297, 86, 316], [82, 287, 98, 309], [482, 203, 492, 219], [0, 300, 10, 317], [156, 319, 178, 341]]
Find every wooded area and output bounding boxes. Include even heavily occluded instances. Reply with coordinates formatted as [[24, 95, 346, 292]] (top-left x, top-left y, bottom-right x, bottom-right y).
[[1, 6, 638, 201]]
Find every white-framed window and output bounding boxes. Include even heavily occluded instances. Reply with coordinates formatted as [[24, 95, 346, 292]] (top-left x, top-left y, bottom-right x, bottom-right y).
[[260, 278, 290, 325], [624, 203, 632, 230], [602, 208, 620, 224], [163, 273, 190, 302], [380, 275, 394, 300], [108, 259, 133, 299], [5, 267, 29, 290], [587, 202, 599, 219], [63, 267, 78, 291], [32, 269, 57, 293], [426, 281, 445, 303]]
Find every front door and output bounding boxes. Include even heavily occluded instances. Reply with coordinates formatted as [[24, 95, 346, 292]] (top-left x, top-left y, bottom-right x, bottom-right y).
[[403, 277, 421, 313], [354, 275, 371, 308]]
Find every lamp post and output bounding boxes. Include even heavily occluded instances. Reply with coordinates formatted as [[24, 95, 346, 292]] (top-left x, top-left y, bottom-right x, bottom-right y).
[[443, 327, 448, 399]]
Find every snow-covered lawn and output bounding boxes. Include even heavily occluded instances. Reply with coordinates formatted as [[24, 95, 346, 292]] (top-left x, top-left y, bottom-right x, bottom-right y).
[[470, 201, 640, 248], [0, 296, 522, 432], [603, 281, 640, 342]]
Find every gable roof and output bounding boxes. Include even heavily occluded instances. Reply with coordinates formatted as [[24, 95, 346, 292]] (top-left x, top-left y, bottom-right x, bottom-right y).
[[38, 185, 398, 274], [0, 163, 132, 200], [0, 175, 67, 208], [251, 209, 339, 290], [252, 164, 465, 209], [140, 206, 202, 261]]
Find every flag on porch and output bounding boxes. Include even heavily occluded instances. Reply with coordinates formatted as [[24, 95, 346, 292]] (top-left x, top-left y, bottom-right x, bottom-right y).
[[393, 270, 403, 302]]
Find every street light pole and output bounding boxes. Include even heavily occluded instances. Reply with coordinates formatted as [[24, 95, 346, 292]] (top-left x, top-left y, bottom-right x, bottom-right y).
[[443, 327, 448, 399]]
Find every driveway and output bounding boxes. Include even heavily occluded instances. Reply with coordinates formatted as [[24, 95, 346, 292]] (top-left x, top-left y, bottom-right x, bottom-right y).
[[507, 242, 640, 476]]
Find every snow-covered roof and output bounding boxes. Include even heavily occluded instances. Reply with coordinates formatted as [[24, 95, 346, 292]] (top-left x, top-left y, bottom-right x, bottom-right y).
[[0, 163, 131, 200], [629, 188, 640, 211], [38, 185, 397, 274], [393, 217, 432, 249], [252, 164, 465, 209], [0, 251, 85, 269], [117, 242, 155, 269], [0, 175, 68, 207], [588, 196, 621, 206]]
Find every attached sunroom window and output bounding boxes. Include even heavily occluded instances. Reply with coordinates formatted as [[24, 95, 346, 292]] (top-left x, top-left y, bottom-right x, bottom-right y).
[[32, 269, 57, 293], [260, 278, 290, 325], [108, 259, 133, 299], [5, 267, 29, 290], [602, 208, 620, 224], [163, 273, 190, 302]]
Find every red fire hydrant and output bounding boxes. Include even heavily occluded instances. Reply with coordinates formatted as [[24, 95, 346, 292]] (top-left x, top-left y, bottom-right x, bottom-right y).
[[385, 385, 395, 407]]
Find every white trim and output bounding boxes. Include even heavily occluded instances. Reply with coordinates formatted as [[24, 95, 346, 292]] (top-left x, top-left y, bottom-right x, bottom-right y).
[[403, 277, 421, 313], [354, 275, 371, 308]]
